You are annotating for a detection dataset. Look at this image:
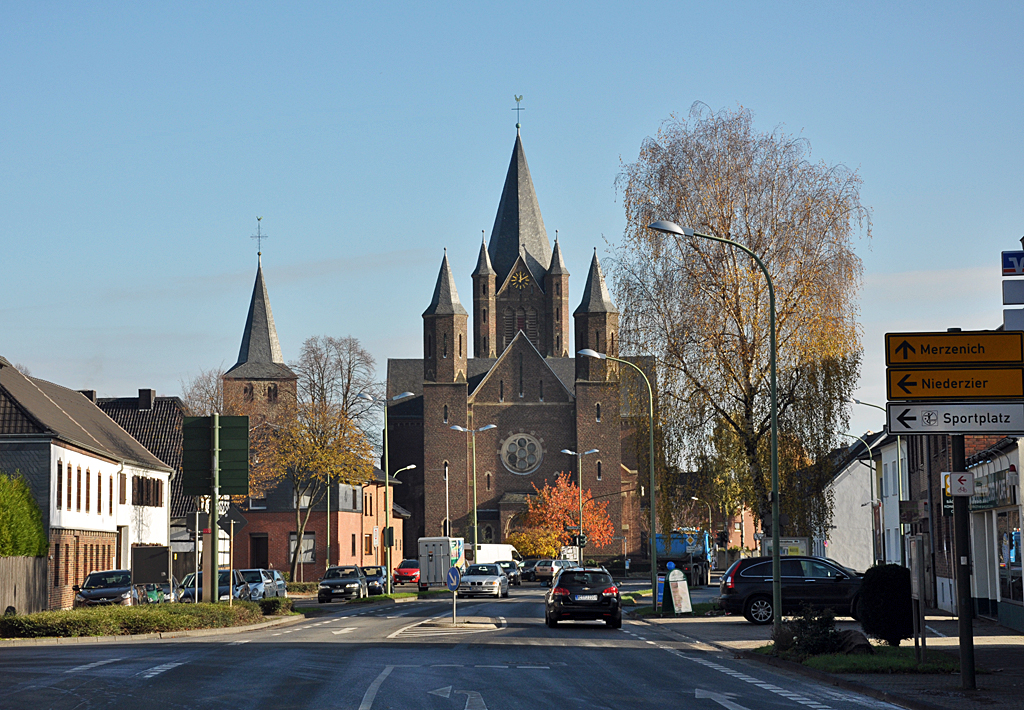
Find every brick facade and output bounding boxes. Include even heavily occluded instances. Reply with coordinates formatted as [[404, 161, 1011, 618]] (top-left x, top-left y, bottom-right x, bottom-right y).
[[48, 528, 119, 610]]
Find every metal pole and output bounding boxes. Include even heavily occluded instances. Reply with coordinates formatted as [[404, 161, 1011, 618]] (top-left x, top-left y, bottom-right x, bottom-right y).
[[444, 461, 450, 536], [578, 451, 584, 565], [210, 413, 220, 604], [327, 479, 331, 568], [897, 435, 905, 565], [384, 400, 391, 594], [194, 510, 199, 603], [472, 429, 478, 560], [229, 519, 234, 607], [951, 434, 976, 690]]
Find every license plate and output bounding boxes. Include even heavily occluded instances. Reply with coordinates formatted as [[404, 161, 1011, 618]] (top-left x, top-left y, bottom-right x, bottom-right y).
[[574, 594, 598, 601]]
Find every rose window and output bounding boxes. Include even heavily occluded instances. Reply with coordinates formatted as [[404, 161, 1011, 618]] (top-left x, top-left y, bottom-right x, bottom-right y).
[[501, 433, 543, 475]]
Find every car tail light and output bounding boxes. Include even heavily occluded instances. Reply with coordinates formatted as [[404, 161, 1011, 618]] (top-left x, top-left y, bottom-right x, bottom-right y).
[[724, 574, 734, 589], [552, 586, 570, 597], [601, 586, 618, 597]]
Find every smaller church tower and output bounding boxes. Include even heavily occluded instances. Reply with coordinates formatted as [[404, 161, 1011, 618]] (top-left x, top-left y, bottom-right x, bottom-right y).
[[574, 250, 619, 382], [423, 251, 469, 383], [544, 234, 570, 357], [471, 235, 497, 358]]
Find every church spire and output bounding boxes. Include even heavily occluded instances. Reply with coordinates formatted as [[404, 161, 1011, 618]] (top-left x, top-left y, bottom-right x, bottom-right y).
[[487, 131, 551, 283], [574, 249, 618, 315], [547, 231, 569, 276], [423, 250, 469, 316], [225, 255, 293, 379], [471, 231, 496, 277]]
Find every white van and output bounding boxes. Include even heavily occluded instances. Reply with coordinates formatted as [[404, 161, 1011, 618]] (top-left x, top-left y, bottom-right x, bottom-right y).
[[471, 543, 522, 564]]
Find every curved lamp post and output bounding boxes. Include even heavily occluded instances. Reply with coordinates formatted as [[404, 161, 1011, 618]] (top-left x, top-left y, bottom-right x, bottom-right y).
[[647, 219, 781, 632], [561, 447, 599, 564], [358, 390, 414, 594], [852, 397, 905, 564], [691, 496, 712, 532], [451, 424, 497, 559], [578, 348, 658, 613]]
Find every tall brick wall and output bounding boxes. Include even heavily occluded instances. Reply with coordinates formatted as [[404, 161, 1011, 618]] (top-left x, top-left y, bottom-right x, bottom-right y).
[[48, 528, 118, 610]]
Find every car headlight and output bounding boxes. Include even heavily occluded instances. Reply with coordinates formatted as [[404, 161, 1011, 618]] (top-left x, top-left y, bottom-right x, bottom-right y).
[[318, 583, 330, 589], [121, 591, 132, 599], [345, 582, 358, 588], [490, 580, 500, 586], [75, 594, 85, 601]]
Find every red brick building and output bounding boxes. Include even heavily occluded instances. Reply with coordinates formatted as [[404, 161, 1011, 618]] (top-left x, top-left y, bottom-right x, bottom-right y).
[[387, 129, 648, 561]]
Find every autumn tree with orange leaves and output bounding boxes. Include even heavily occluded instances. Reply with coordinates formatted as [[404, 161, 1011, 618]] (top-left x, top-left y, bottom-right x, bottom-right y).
[[522, 473, 614, 550]]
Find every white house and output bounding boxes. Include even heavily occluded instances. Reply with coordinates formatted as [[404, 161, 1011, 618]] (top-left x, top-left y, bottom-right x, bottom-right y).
[[0, 357, 174, 609], [821, 431, 886, 573]]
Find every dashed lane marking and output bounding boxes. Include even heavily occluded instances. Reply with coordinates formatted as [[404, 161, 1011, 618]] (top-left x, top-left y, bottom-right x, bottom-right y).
[[64, 658, 122, 674], [140, 662, 184, 679], [332, 628, 357, 635]]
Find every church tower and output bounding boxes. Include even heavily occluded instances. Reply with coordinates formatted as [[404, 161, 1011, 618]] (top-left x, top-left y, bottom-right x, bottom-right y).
[[545, 235, 570, 357], [423, 250, 469, 383], [471, 235, 497, 358], [574, 250, 619, 382], [223, 254, 297, 410]]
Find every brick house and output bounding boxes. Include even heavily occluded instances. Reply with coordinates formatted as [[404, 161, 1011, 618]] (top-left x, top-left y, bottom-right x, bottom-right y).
[[387, 128, 648, 561], [0, 357, 173, 609]]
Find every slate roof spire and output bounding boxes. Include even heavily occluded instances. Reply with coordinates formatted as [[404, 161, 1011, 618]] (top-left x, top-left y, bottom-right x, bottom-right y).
[[471, 230, 496, 277], [423, 249, 469, 316], [225, 255, 295, 379], [574, 249, 618, 314], [487, 131, 551, 283], [547, 231, 569, 276]]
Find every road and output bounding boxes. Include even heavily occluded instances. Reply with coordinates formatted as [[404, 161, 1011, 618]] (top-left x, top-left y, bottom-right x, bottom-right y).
[[0, 584, 900, 710]]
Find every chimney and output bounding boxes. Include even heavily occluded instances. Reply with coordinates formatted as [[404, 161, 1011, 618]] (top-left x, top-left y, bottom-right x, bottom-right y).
[[79, 390, 97, 403], [138, 389, 156, 410]]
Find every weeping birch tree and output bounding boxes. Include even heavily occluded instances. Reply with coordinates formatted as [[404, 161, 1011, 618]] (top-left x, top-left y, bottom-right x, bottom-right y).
[[612, 104, 869, 539]]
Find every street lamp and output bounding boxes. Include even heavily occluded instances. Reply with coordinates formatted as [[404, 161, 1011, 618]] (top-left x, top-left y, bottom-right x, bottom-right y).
[[561, 447, 599, 564], [578, 348, 658, 613], [450, 423, 497, 559], [357, 390, 414, 594], [691, 496, 712, 532], [851, 397, 904, 564], [647, 219, 781, 632], [443, 461, 449, 536]]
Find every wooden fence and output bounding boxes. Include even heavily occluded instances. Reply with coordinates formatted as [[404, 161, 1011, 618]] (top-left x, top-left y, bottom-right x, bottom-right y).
[[0, 556, 48, 615]]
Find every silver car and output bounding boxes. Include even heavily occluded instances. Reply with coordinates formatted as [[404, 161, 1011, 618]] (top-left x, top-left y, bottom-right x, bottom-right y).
[[239, 568, 282, 601], [457, 563, 509, 598]]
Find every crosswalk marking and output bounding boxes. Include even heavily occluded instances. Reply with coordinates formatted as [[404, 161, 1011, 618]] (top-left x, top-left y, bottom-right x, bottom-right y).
[[64, 658, 122, 674], [140, 662, 184, 679]]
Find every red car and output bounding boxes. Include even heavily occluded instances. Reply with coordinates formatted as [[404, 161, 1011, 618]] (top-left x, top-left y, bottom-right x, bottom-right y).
[[393, 559, 420, 586]]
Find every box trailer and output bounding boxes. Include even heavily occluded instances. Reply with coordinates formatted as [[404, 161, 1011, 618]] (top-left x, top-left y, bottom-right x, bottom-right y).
[[417, 537, 465, 592]]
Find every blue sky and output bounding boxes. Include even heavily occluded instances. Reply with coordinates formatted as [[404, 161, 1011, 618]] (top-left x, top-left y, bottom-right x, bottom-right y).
[[2, 2, 1022, 439]]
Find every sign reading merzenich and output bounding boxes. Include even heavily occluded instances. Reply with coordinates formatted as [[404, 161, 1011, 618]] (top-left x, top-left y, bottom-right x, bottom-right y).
[[887, 401, 1024, 434], [885, 331, 1024, 366]]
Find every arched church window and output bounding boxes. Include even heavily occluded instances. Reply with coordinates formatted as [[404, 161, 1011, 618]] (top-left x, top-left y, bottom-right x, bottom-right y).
[[244, 384, 254, 402], [267, 384, 278, 403], [484, 526, 494, 543], [459, 333, 462, 358], [597, 461, 603, 481], [443, 333, 448, 359], [596, 403, 602, 422], [443, 405, 448, 424], [486, 473, 492, 491], [539, 379, 544, 402], [499, 380, 504, 402]]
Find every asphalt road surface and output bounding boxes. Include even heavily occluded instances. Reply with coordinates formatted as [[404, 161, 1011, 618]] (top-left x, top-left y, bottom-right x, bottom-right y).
[[0, 585, 900, 710]]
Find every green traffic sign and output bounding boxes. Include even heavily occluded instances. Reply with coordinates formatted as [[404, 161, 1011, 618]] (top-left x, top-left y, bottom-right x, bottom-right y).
[[181, 415, 250, 496]]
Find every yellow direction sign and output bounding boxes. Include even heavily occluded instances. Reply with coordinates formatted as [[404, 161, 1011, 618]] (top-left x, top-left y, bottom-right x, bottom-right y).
[[887, 367, 1024, 400], [885, 331, 1024, 366]]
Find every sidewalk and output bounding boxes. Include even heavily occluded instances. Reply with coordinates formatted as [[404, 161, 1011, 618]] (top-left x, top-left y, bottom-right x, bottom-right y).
[[638, 609, 1024, 710]]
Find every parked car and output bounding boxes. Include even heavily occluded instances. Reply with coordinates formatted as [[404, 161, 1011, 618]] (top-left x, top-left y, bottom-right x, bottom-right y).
[[179, 570, 253, 603], [318, 566, 368, 603], [393, 559, 421, 586], [457, 563, 509, 598], [361, 566, 387, 595], [718, 555, 863, 625], [520, 559, 541, 582], [545, 567, 621, 628], [535, 559, 578, 586], [239, 569, 282, 601], [73, 570, 138, 608], [496, 560, 521, 586], [158, 576, 183, 603], [268, 569, 287, 594]]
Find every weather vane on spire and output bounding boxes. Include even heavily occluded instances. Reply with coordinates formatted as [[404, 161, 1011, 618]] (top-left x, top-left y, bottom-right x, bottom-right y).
[[512, 95, 524, 128], [251, 216, 268, 255]]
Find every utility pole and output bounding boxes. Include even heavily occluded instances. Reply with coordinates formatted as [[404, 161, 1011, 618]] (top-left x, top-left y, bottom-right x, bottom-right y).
[[951, 434, 976, 690]]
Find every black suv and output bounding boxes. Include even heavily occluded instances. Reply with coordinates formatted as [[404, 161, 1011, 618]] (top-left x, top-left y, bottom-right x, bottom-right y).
[[545, 567, 621, 628], [719, 556, 862, 625], [318, 566, 368, 603]]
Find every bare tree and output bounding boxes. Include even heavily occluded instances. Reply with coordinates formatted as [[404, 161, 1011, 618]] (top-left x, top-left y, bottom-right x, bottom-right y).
[[613, 104, 868, 539], [179, 367, 225, 416]]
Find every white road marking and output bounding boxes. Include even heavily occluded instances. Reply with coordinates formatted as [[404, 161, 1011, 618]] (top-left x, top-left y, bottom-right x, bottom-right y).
[[925, 625, 948, 637], [332, 628, 357, 635], [140, 662, 184, 679], [358, 665, 395, 710], [64, 658, 122, 674], [475, 665, 507, 668], [227, 640, 251, 645], [696, 688, 752, 710], [455, 689, 487, 709], [518, 665, 549, 669]]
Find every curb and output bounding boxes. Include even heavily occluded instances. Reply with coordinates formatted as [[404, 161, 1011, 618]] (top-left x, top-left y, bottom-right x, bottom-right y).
[[0, 613, 307, 648], [626, 612, 948, 710]]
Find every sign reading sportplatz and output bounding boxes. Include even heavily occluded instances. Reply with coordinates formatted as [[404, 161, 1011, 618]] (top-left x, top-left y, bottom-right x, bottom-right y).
[[886, 367, 1024, 400], [887, 402, 1024, 434], [886, 331, 1024, 366]]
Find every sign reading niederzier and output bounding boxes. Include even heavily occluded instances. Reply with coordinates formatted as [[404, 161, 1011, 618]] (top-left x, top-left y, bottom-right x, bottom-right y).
[[886, 367, 1024, 400], [887, 402, 1024, 434]]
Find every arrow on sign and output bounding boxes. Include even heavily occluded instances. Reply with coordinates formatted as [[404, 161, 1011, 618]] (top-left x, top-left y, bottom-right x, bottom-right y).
[[958, 475, 968, 486], [695, 689, 751, 710], [896, 409, 917, 429], [894, 340, 917, 360], [897, 373, 918, 394]]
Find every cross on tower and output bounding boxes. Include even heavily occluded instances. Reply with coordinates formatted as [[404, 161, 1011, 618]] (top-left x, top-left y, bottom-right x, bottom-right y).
[[512, 95, 524, 127], [251, 217, 269, 254]]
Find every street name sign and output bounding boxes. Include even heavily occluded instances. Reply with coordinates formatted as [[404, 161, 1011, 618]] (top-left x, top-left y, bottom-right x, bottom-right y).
[[944, 471, 975, 497], [886, 367, 1024, 400], [885, 331, 1023, 366], [887, 402, 1024, 434]]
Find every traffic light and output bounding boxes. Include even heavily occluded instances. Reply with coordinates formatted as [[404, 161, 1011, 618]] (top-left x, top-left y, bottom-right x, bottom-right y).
[[716, 530, 730, 547], [577, 534, 588, 548]]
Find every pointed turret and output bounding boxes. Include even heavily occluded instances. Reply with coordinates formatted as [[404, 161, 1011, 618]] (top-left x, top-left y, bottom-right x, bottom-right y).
[[487, 132, 551, 283], [471, 236, 496, 277], [547, 234, 569, 276], [574, 250, 618, 315], [472, 234, 497, 358], [545, 233, 570, 357], [225, 255, 295, 380], [423, 250, 469, 317]]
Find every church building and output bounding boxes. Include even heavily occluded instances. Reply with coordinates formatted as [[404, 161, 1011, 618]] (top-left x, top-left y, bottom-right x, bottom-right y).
[[387, 129, 646, 560]]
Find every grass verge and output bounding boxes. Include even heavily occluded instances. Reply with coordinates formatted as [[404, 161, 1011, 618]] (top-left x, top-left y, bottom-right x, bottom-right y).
[[630, 601, 720, 618], [755, 643, 961, 674], [0, 602, 266, 638]]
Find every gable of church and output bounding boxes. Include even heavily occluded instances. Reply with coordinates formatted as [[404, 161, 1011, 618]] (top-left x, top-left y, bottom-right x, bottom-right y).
[[470, 332, 573, 405]]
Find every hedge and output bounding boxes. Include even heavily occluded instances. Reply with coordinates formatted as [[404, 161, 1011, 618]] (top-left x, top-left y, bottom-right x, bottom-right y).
[[0, 472, 47, 557], [286, 582, 318, 594], [259, 597, 294, 615], [0, 602, 264, 638]]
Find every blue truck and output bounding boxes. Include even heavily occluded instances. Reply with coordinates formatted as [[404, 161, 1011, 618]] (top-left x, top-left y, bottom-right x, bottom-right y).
[[655, 528, 712, 586]]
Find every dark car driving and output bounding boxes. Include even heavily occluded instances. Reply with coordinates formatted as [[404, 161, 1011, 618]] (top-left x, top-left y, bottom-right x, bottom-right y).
[[719, 555, 862, 625], [318, 566, 367, 602], [73, 570, 136, 607], [497, 560, 521, 586], [361, 566, 387, 596], [545, 567, 621, 628]]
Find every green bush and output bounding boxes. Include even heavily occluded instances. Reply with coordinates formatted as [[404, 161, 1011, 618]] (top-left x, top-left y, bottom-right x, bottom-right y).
[[286, 582, 318, 594], [0, 472, 48, 557], [259, 597, 294, 615], [858, 564, 913, 647], [0, 602, 263, 638]]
